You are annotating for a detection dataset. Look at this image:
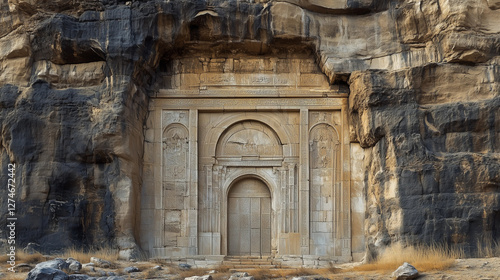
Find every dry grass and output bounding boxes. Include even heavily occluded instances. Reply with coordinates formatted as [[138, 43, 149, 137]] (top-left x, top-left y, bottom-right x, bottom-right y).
[[178, 267, 211, 278], [274, 267, 339, 278], [60, 247, 119, 264], [2, 273, 28, 280], [140, 268, 161, 279], [134, 262, 157, 271], [213, 264, 231, 273], [245, 268, 274, 280], [353, 243, 464, 273], [0, 251, 45, 264], [162, 266, 214, 280], [476, 238, 500, 258]]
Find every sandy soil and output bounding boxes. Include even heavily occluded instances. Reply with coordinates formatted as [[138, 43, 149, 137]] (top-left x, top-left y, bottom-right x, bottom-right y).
[[334, 257, 500, 279]]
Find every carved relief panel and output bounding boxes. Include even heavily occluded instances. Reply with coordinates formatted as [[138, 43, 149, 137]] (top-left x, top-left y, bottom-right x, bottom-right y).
[[309, 111, 341, 256], [162, 111, 189, 248]]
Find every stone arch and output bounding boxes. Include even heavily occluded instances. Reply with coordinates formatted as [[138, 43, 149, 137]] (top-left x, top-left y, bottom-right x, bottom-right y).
[[309, 122, 339, 138], [205, 113, 293, 158], [216, 120, 283, 159]]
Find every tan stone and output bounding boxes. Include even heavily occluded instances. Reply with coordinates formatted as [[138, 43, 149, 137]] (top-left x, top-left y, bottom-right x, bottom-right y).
[[140, 54, 357, 262]]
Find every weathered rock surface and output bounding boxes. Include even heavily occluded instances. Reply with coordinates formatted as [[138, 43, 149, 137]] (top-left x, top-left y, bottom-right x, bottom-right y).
[[349, 63, 500, 257], [27, 259, 70, 280], [90, 257, 112, 268], [185, 275, 213, 280], [229, 272, 249, 280], [123, 266, 139, 273], [391, 262, 418, 280], [0, 0, 499, 260]]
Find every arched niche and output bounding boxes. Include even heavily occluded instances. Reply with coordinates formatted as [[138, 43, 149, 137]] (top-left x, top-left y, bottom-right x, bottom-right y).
[[163, 123, 189, 182], [216, 120, 283, 160], [308, 122, 341, 256], [203, 113, 294, 159]]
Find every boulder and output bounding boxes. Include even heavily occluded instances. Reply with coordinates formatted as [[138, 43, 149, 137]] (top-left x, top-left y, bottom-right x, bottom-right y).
[[66, 258, 82, 273], [36, 258, 66, 269], [89, 257, 112, 268], [185, 275, 212, 280], [391, 262, 419, 280], [26, 266, 69, 280], [291, 277, 330, 280], [179, 263, 192, 270], [68, 275, 97, 280], [123, 266, 140, 273]]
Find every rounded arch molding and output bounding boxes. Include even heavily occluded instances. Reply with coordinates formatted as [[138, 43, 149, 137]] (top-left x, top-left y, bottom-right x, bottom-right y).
[[216, 120, 283, 159], [222, 169, 278, 199], [220, 169, 278, 256], [204, 113, 294, 158]]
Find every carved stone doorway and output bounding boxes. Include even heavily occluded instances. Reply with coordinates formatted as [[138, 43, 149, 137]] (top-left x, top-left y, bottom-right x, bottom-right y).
[[227, 177, 271, 256]]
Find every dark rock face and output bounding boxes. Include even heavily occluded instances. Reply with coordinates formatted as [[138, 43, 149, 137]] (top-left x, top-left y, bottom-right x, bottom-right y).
[[349, 64, 500, 257], [0, 0, 499, 259]]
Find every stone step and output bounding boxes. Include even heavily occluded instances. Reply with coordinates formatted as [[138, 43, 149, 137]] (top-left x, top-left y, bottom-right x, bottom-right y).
[[228, 268, 293, 275], [230, 264, 279, 269], [223, 260, 273, 264], [224, 256, 271, 260], [222, 256, 284, 269]]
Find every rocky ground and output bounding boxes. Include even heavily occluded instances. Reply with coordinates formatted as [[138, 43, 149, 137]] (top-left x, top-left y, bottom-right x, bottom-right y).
[[1, 256, 499, 280]]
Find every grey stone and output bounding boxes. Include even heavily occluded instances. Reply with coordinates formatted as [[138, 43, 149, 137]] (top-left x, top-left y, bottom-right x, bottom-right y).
[[229, 272, 249, 280], [185, 275, 212, 280], [291, 277, 330, 280], [179, 263, 192, 270], [34, 258, 67, 270], [27, 266, 69, 280], [391, 262, 419, 280], [66, 258, 82, 273], [90, 257, 112, 268], [106, 277, 126, 280], [124, 266, 140, 273], [68, 275, 95, 280]]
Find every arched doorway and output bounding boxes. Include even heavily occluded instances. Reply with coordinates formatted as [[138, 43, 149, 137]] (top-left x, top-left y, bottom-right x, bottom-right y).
[[227, 177, 271, 256]]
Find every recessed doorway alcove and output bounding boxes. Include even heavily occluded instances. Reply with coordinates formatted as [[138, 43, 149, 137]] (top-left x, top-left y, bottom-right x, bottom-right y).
[[139, 50, 366, 266], [227, 177, 271, 257]]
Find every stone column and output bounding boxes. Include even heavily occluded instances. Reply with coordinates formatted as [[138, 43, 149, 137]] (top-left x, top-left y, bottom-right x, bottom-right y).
[[212, 165, 222, 255], [188, 109, 198, 255], [288, 163, 298, 233], [299, 109, 310, 254]]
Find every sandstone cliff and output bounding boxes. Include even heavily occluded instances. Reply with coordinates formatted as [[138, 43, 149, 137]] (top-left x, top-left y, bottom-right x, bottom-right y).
[[0, 0, 499, 259]]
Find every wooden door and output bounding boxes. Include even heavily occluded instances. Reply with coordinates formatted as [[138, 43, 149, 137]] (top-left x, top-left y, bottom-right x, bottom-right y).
[[228, 178, 271, 256]]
